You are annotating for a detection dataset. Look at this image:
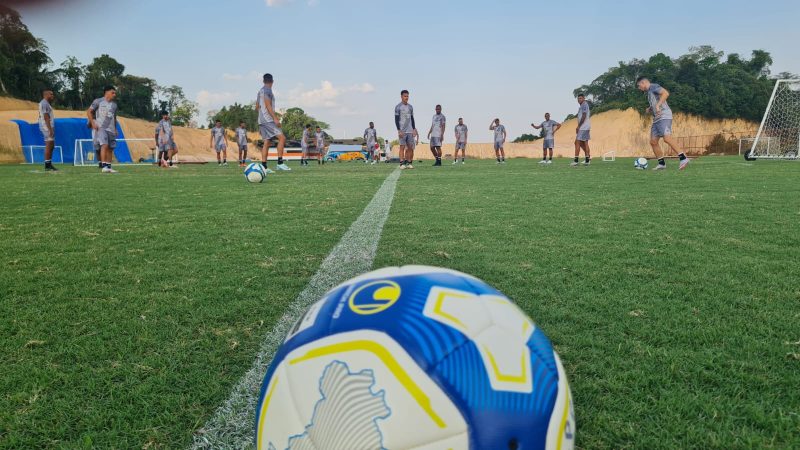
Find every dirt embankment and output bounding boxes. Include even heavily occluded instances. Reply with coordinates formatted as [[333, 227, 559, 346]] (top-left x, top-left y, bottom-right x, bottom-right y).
[[1, 97, 756, 163]]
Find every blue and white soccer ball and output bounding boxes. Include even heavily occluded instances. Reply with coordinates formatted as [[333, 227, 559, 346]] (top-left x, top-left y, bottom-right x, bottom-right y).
[[634, 157, 649, 170], [244, 163, 267, 183], [256, 266, 575, 450]]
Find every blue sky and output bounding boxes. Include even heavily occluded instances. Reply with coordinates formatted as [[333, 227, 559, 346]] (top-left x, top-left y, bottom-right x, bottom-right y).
[[16, 0, 800, 141]]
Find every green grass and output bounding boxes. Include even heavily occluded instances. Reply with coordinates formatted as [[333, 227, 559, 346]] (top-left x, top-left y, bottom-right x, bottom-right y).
[[373, 157, 800, 449], [1, 157, 799, 449], [0, 163, 393, 448]]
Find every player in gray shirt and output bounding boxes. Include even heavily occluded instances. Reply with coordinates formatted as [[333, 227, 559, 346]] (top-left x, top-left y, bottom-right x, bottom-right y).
[[427, 105, 446, 166], [489, 118, 506, 163], [531, 113, 561, 164], [236, 121, 249, 167], [315, 126, 325, 164], [38, 89, 57, 171], [209, 120, 228, 165], [395, 90, 418, 169], [364, 122, 378, 164], [301, 124, 312, 166], [637, 76, 690, 170], [86, 85, 119, 173], [256, 73, 290, 171], [453, 118, 468, 164], [572, 94, 591, 166], [155, 111, 178, 168]]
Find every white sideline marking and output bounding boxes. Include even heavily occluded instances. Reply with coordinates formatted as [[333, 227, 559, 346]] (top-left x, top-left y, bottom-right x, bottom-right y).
[[191, 168, 401, 449]]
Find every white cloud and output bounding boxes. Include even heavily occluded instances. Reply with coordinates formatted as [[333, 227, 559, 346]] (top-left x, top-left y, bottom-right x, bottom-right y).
[[265, 0, 319, 7], [196, 90, 238, 108], [287, 81, 375, 109]]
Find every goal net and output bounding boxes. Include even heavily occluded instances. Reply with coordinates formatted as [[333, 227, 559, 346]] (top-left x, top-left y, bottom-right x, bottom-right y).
[[73, 138, 155, 166], [23, 145, 64, 164], [748, 79, 800, 160]]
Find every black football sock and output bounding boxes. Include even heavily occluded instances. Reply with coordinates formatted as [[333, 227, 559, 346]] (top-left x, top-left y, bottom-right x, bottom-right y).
[[278, 157, 284, 165], [585, 156, 590, 163], [678, 153, 687, 161], [658, 158, 666, 166], [574, 157, 579, 163]]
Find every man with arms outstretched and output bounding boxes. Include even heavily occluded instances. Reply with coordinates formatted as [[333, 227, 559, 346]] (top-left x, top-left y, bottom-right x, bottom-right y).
[[573, 94, 591, 166], [395, 90, 418, 169], [532, 113, 561, 164], [87, 85, 119, 173], [427, 104, 446, 166], [38, 89, 57, 171], [256, 73, 290, 171], [636, 77, 690, 170]]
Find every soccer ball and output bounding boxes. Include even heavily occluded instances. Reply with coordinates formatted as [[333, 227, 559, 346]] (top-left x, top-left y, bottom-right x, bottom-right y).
[[634, 157, 649, 170], [244, 163, 267, 183], [255, 266, 575, 450]]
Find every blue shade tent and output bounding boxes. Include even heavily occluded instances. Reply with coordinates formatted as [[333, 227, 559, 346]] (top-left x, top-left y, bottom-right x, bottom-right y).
[[11, 118, 132, 164]]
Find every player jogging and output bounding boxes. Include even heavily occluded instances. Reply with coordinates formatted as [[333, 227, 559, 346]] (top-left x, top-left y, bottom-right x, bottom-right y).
[[87, 85, 119, 173], [210, 120, 228, 165], [573, 94, 591, 166], [155, 111, 178, 168], [532, 113, 561, 164], [256, 73, 290, 171], [236, 121, 249, 167], [395, 90, 418, 170], [489, 118, 506, 164], [364, 122, 378, 165], [636, 76, 690, 170], [301, 124, 312, 166], [427, 105, 446, 166], [453, 118, 468, 164], [38, 89, 57, 171], [315, 126, 325, 164]]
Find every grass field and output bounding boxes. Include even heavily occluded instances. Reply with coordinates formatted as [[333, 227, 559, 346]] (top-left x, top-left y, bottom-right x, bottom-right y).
[[1, 157, 799, 449]]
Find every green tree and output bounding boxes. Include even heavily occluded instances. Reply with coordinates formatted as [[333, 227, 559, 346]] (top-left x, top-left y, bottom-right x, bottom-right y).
[[513, 133, 541, 143], [0, 5, 53, 100], [83, 54, 125, 100], [271, 107, 330, 141], [171, 100, 198, 127], [52, 56, 86, 110], [116, 74, 157, 119]]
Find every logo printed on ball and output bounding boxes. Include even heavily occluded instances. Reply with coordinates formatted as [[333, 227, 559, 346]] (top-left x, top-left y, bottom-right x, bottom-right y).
[[348, 280, 401, 315]]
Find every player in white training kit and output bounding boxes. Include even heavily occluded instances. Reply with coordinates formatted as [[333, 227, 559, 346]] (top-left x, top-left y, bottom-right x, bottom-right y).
[[427, 105, 446, 166], [636, 76, 690, 170], [87, 85, 119, 173], [209, 120, 228, 166], [236, 121, 249, 167], [395, 90, 419, 169], [38, 89, 57, 171], [256, 73, 290, 171], [573, 94, 591, 166], [155, 111, 178, 168], [532, 113, 561, 164], [315, 126, 325, 164], [301, 124, 312, 166], [489, 118, 506, 164], [453, 118, 468, 164], [364, 122, 378, 165]]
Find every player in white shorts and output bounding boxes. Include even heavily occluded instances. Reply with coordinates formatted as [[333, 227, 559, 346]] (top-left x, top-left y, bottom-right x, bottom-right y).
[[573, 94, 591, 166], [257, 73, 290, 171], [209, 120, 228, 165], [489, 118, 506, 163], [395, 90, 418, 169], [636, 76, 690, 170], [38, 89, 57, 171], [532, 113, 561, 164], [453, 118, 468, 164]]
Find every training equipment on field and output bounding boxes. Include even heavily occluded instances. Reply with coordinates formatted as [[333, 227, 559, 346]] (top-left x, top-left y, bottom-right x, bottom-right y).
[[634, 157, 649, 170], [73, 138, 152, 166], [748, 79, 800, 160], [602, 151, 616, 162], [255, 266, 575, 450], [22, 145, 64, 164], [244, 163, 267, 183]]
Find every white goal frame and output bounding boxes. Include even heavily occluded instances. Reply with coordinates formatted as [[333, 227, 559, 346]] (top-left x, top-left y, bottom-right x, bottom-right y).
[[22, 145, 64, 164], [602, 151, 616, 162], [73, 138, 156, 166], [748, 79, 800, 160]]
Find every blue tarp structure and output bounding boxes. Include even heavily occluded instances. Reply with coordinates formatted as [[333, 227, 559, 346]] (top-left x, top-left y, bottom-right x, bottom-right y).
[[11, 118, 132, 164]]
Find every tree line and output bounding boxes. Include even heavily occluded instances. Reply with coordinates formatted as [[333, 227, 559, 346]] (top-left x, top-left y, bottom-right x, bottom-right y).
[[208, 104, 332, 142], [0, 5, 197, 125], [572, 46, 794, 123]]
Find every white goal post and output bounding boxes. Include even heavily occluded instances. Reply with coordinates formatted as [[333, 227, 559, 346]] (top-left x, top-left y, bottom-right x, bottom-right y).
[[747, 79, 800, 160], [22, 145, 64, 164], [73, 138, 156, 166]]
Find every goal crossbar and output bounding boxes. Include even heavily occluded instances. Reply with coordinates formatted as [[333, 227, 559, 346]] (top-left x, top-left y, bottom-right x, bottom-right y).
[[73, 138, 156, 166]]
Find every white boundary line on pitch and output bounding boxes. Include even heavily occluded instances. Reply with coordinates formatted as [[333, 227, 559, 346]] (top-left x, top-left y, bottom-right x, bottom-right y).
[[191, 167, 401, 449]]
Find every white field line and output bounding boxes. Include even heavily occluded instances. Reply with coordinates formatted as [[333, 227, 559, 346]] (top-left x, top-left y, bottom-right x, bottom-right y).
[[191, 168, 401, 449]]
